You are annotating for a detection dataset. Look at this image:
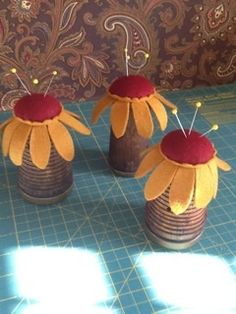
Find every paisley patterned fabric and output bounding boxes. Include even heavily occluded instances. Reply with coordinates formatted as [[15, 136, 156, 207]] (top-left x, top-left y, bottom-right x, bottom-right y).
[[0, 0, 235, 110]]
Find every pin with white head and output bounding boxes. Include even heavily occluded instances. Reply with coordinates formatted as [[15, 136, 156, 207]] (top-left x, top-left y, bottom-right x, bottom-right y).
[[172, 109, 187, 138], [44, 70, 58, 97], [200, 124, 219, 137], [32, 78, 39, 86], [124, 48, 130, 76], [188, 101, 202, 135], [136, 53, 150, 74], [10, 68, 31, 95]]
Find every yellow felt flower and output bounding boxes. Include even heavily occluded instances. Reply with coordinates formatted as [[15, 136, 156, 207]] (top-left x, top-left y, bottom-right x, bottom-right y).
[[92, 75, 175, 138], [136, 129, 231, 215], [0, 93, 90, 169]]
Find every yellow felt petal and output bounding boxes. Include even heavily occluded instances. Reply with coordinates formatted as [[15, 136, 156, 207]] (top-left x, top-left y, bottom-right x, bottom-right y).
[[148, 97, 168, 131], [155, 93, 176, 109], [215, 156, 231, 171], [30, 125, 51, 169], [9, 124, 32, 166], [0, 118, 12, 130], [195, 164, 214, 208], [208, 159, 218, 198], [63, 109, 80, 119], [169, 167, 195, 215], [59, 111, 91, 135], [2, 119, 21, 156], [110, 101, 130, 138], [48, 120, 74, 161], [135, 144, 163, 178], [132, 101, 154, 138], [144, 160, 177, 201], [92, 95, 113, 123]]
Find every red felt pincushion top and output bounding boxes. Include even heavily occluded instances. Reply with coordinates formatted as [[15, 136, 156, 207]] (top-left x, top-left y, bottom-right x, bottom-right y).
[[161, 129, 215, 165], [14, 93, 62, 122], [109, 75, 155, 98]]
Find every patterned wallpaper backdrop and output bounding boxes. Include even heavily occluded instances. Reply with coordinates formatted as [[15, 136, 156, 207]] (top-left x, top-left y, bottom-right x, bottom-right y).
[[0, 0, 235, 110]]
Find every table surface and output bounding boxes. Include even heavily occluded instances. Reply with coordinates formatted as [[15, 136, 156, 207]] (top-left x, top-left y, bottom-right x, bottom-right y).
[[0, 83, 236, 314]]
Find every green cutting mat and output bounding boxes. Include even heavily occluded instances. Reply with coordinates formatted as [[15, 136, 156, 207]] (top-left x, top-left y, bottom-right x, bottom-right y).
[[184, 84, 236, 124]]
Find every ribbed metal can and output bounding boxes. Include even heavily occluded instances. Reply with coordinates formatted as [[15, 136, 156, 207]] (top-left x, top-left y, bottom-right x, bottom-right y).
[[109, 113, 149, 177], [18, 143, 73, 204], [145, 189, 207, 249]]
